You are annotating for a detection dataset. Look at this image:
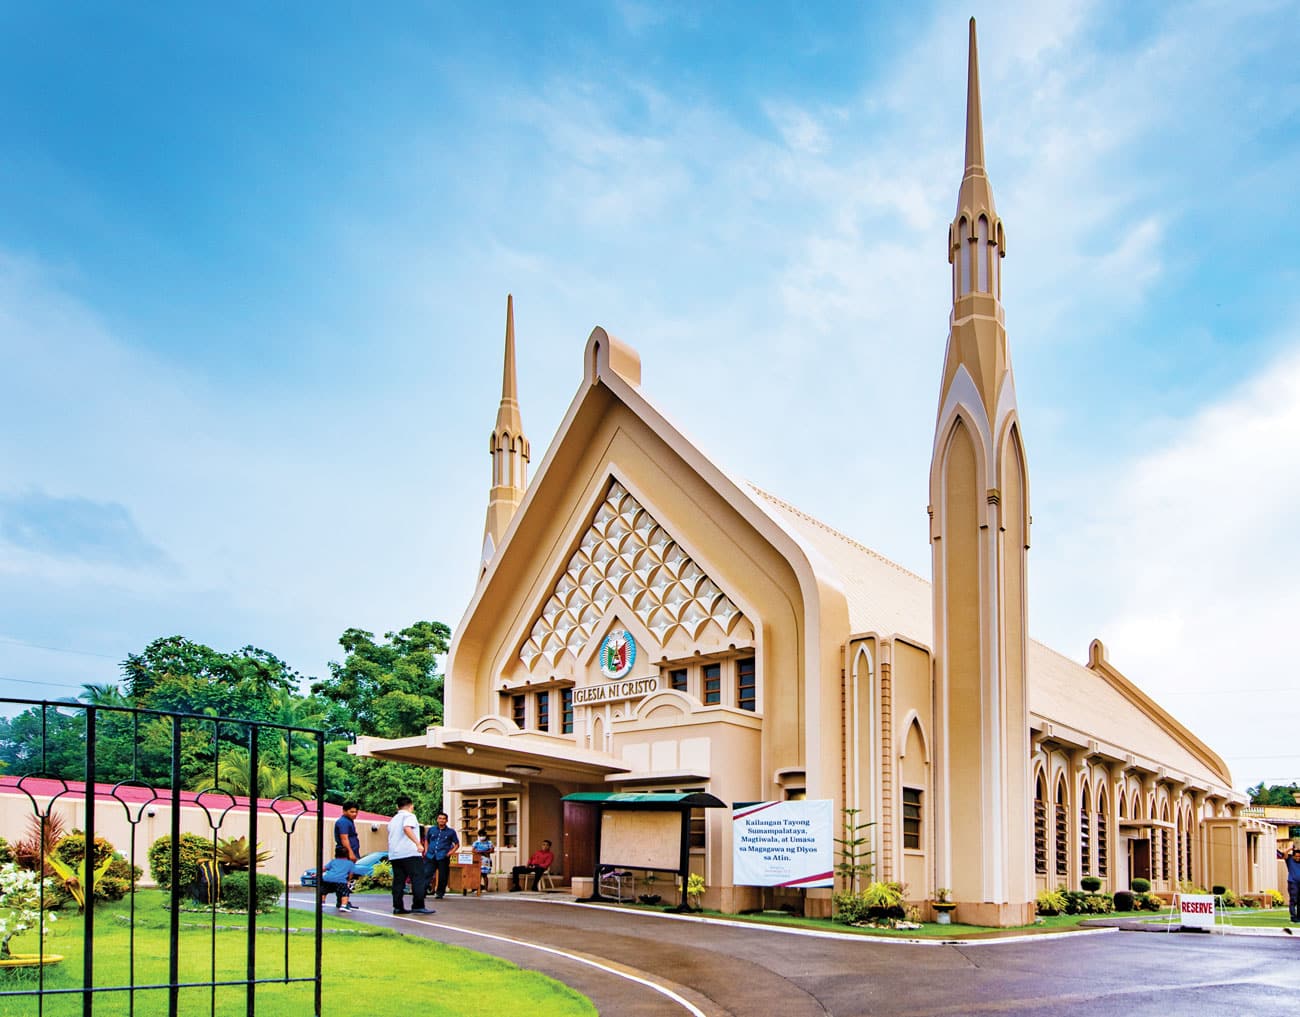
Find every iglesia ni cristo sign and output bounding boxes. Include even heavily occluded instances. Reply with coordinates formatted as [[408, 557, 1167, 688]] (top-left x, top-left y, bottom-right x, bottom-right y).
[[572, 676, 658, 706]]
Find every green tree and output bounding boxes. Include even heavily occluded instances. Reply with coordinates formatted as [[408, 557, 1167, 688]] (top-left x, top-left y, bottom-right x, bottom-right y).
[[1246, 782, 1299, 806], [312, 622, 449, 817]]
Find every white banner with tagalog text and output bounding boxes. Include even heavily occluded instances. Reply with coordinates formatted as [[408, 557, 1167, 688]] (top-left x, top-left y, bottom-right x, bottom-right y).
[[732, 799, 834, 888]]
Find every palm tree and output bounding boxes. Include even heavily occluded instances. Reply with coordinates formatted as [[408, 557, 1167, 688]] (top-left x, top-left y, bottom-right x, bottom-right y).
[[201, 746, 316, 799]]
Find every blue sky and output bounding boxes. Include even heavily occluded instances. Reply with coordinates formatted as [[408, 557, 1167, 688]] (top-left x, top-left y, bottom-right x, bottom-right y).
[[2, 1, 1297, 792]]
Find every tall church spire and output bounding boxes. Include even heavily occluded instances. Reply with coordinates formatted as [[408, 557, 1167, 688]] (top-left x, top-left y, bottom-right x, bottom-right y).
[[480, 294, 530, 577], [963, 17, 985, 176], [928, 19, 1033, 927]]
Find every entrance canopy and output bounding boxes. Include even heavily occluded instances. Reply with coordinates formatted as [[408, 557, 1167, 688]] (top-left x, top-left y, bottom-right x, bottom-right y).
[[563, 791, 726, 809], [352, 727, 629, 784]]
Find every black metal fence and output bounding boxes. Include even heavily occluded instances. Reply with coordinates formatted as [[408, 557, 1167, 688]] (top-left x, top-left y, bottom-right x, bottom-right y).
[[0, 698, 326, 1017]]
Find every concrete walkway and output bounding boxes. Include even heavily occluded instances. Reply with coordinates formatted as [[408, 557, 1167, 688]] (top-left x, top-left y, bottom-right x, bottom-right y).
[[288, 891, 1300, 1017]]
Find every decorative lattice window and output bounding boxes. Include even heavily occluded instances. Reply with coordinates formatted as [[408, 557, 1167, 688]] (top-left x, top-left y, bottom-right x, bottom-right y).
[[536, 691, 549, 732], [561, 688, 574, 734], [669, 668, 688, 693], [511, 694, 525, 728], [519, 481, 748, 670]]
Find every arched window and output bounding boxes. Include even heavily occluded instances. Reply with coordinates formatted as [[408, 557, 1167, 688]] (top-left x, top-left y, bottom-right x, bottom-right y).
[[1055, 778, 1069, 877], [1034, 774, 1048, 875], [1079, 782, 1092, 877]]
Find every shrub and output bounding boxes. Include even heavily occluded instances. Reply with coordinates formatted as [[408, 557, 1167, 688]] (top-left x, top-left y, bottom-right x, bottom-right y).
[[351, 859, 392, 892], [1130, 877, 1151, 893], [1179, 880, 1207, 895], [1135, 892, 1163, 912], [1080, 875, 1102, 892], [220, 871, 284, 912], [1267, 888, 1285, 907], [1113, 890, 1134, 912], [832, 881, 905, 924], [49, 833, 140, 905], [148, 834, 216, 891], [0, 837, 13, 866], [1220, 889, 1240, 907], [1036, 887, 1066, 916]]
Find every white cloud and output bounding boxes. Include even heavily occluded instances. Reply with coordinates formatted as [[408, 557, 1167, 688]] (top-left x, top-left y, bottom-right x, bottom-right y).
[[1035, 339, 1300, 786]]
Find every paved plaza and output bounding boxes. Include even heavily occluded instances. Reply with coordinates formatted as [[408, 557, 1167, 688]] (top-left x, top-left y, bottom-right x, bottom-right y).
[[287, 891, 1300, 1016]]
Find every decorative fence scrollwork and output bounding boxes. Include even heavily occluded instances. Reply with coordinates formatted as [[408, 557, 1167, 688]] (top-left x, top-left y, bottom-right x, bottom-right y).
[[0, 697, 326, 1017]]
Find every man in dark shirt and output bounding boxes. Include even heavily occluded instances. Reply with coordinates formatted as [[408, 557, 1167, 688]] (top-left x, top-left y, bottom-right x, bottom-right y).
[[335, 802, 361, 861], [1279, 844, 1300, 923], [510, 840, 555, 891], [424, 811, 460, 900]]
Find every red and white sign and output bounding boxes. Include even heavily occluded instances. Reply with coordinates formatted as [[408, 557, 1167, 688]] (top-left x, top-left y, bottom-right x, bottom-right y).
[[1178, 893, 1216, 928]]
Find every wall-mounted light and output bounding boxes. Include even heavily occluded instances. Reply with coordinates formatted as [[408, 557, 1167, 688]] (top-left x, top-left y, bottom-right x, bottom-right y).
[[465, 746, 475, 755], [370, 824, 379, 832], [146, 808, 156, 818], [505, 764, 542, 777]]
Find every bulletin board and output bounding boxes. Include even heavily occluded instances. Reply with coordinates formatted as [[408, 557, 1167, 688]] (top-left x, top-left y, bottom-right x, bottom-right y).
[[598, 810, 680, 870]]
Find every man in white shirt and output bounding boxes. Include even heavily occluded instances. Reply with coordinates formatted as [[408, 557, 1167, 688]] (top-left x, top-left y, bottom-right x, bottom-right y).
[[387, 795, 433, 915]]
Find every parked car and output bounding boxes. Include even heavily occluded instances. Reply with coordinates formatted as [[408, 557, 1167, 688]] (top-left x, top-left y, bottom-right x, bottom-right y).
[[300, 850, 388, 886]]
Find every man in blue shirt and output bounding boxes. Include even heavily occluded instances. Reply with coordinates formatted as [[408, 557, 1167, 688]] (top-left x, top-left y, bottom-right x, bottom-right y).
[[1279, 844, 1300, 923], [424, 811, 460, 900], [335, 802, 361, 861]]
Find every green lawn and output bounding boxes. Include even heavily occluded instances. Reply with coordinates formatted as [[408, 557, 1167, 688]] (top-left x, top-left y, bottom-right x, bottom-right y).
[[1140, 906, 1297, 929], [0, 890, 595, 1016]]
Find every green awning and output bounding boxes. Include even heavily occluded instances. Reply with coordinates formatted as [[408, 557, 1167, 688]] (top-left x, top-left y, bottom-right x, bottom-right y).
[[562, 791, 726, 808]]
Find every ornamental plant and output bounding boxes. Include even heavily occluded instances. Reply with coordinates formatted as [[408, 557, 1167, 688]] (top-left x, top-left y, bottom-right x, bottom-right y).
[[1035, 887, 1067, 916], [214, 836, 273, 872], [0, 862, 55, 958]]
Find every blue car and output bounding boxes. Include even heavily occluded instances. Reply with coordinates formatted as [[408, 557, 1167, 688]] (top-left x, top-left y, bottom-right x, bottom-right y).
[[300, 850, 388, 886]]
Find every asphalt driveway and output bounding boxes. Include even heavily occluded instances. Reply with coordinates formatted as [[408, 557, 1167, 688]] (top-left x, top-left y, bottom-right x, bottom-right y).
[[286, 891, 1300, 1016]]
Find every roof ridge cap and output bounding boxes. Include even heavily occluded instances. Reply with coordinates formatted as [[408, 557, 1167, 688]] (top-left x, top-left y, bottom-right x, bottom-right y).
[[745, 483, 930, 584]]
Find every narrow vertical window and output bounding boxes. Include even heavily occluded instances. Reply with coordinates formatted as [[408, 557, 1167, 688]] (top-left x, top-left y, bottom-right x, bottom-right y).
[[511, 694, 525, 728], [736, 657, 756, 711], [902, 787, 922, 850], [1079, 785, 1091, 877], [1034, 776, 1048, 875], [703, 663, 721, 705], [1055, 781, 1068, 877], [669, 668, 688, 693], [502, 797, 519, 848], [1097, 797, 1108, 878], [536, 691, 549, 732], [561, 688, 574, 734]]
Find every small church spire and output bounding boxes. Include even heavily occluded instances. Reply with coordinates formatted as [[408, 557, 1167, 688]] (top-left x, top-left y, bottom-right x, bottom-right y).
[[480, 294, 530, 577]]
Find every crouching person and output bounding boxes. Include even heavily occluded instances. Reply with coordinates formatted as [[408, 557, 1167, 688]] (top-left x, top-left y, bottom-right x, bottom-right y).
[[320, 846, 360, 912]]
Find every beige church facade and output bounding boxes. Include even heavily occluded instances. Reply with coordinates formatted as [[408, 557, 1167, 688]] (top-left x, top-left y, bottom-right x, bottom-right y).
[[357, 22, 1276, 925]]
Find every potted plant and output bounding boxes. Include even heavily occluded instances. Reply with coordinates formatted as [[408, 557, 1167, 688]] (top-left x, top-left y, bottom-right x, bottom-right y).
[[638, 872, 661, 906], [932, 887, 957, 924]]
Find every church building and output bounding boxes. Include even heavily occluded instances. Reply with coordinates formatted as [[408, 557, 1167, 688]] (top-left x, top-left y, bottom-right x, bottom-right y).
[[356, 21, 1276, 925]]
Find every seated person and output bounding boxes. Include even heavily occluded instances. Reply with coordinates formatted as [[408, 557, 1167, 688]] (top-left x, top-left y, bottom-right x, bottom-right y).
[[509, 840, 555, 891], [320, 846, 359, 911]]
